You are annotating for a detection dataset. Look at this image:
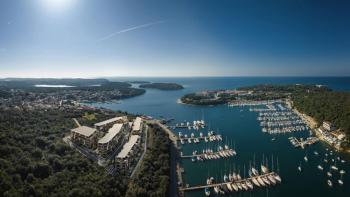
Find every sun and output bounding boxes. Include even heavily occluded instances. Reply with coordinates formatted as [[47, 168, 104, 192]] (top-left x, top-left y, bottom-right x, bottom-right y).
[[41, 0, 75, 12]]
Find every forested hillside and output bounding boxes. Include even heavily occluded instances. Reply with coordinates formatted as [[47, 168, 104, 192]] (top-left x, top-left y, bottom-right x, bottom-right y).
[[292, 92, 350, 135], [0, 108, 128, 196], [126, 124, 171, 197]]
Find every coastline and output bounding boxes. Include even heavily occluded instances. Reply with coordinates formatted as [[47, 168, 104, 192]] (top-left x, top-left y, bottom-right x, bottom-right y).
[[289, 100, 348, 152]]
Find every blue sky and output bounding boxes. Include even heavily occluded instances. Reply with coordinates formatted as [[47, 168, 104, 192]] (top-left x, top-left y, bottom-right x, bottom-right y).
[[0, 0, 349, 77]]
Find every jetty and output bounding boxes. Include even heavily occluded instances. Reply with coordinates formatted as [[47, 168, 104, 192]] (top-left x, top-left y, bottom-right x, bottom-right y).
[[178, 134, 223, 144], [289, 137, 319, 149], [180, 149, 236, 160], [180, 172, 281, 192]]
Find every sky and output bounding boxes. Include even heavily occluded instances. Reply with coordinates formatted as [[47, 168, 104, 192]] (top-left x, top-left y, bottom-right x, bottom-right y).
[[0, 0, 350, 78]]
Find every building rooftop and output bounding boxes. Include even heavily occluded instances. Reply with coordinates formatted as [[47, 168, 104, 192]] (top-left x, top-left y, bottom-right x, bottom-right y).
[[94, 116, 125, 127], [98, 123, 123, 144], [132, 117, 142, 131], [71, 126, 96, 137], [117, 135, 140, 159], [323, 121, 332, 125]]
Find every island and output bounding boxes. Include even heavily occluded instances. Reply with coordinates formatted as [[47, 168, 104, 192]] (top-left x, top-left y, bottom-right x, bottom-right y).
[[139, 82, 184, 90]]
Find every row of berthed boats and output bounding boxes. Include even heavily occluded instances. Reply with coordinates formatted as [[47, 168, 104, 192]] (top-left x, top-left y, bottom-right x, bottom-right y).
[[204, 165, 282, 196], [179, 131, 223, 144], [174, 120, 205, 130], [255, 104, 309, 134], [262, 125, 307, 134], [260, 120, 305, 127], [189, 145, 237, 162]]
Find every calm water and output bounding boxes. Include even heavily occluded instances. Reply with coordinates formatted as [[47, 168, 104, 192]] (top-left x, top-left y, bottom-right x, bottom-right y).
[[91, 77, 350, 197]]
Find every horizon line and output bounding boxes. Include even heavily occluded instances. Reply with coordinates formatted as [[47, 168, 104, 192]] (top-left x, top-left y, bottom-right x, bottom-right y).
[[1, 75, 350, 80]]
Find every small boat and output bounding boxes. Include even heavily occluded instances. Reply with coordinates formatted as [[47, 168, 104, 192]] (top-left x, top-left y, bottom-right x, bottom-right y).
[[314, 151, 319, 156], [262, 177, 270, 185], [261, 165, 269, 174], [327, 180, 332, 187], [236, 183, 242, 190], [268, 175, 276, 184], [257, 177, 266, 186], [241, 182, 248, 191], [204, 187, 210, 196], [341, 160, 346, 163], [246, 180, 254, 189], [318, 165, 324, 170], [213, 186, 219, 194], [338, 179, 344, 185], [251, 177, 260, 187], [271, 138, 276, 141], [304, 156, 308, 162], [274, 174, 282, 182], [298, 162, 302, 172], [231, 183, 239, 191], [331, 165, 338, 171], [226, 183, 233, 192], [327, 172, 332, 177], [251, 168, 259, 176], [191, 156, 196, 162], [340, 170, 346, 174]]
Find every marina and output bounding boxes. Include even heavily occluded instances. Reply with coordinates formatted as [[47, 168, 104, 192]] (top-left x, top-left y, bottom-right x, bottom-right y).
[[248, 102, 310, 134], [89, 77, 350, 197]]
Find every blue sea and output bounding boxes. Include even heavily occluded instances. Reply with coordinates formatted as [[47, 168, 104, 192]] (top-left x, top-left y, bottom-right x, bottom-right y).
[[90, 77, 350, 197]]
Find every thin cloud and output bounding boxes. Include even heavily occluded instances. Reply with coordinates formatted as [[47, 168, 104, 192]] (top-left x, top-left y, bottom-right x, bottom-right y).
[[96, 20, 165, 42]]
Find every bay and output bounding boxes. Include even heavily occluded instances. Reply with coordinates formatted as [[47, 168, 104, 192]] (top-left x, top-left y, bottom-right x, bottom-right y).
[[89, 77, 350, 197]]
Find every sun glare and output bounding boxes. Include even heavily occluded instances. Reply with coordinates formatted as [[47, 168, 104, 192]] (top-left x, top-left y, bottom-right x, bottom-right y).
[[41, 0, 75, 12]]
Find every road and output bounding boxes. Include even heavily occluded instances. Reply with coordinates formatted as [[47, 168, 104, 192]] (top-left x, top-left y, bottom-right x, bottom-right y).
[[130, 124, 148, 178]]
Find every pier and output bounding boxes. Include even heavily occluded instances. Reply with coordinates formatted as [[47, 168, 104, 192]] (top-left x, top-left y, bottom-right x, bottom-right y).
[[178, 135, 223, 144], [180, 149, 236, 159], [180, 172, 280, 192], [289, 137, 319, 149]]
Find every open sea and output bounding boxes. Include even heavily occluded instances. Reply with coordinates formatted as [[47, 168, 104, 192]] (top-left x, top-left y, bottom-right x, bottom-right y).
[[90, 77, 350, 197]]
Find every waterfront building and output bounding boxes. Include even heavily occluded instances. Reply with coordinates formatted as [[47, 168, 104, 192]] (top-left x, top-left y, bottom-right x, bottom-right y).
[[71, 126, 97, 148], [94, 116, 127, 132], [323, 121, 335, 131]]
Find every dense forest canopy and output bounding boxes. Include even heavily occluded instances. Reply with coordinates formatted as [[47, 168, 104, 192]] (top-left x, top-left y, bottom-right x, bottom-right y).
[[125, 124, 171, 197], [0, 107, 128, 196], [292, 91, 350, 136]]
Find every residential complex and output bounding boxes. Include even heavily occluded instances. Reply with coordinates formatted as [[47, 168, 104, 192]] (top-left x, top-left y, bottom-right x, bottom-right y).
[[69, 115, 146, 175], [71, 126, 97, 149]]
